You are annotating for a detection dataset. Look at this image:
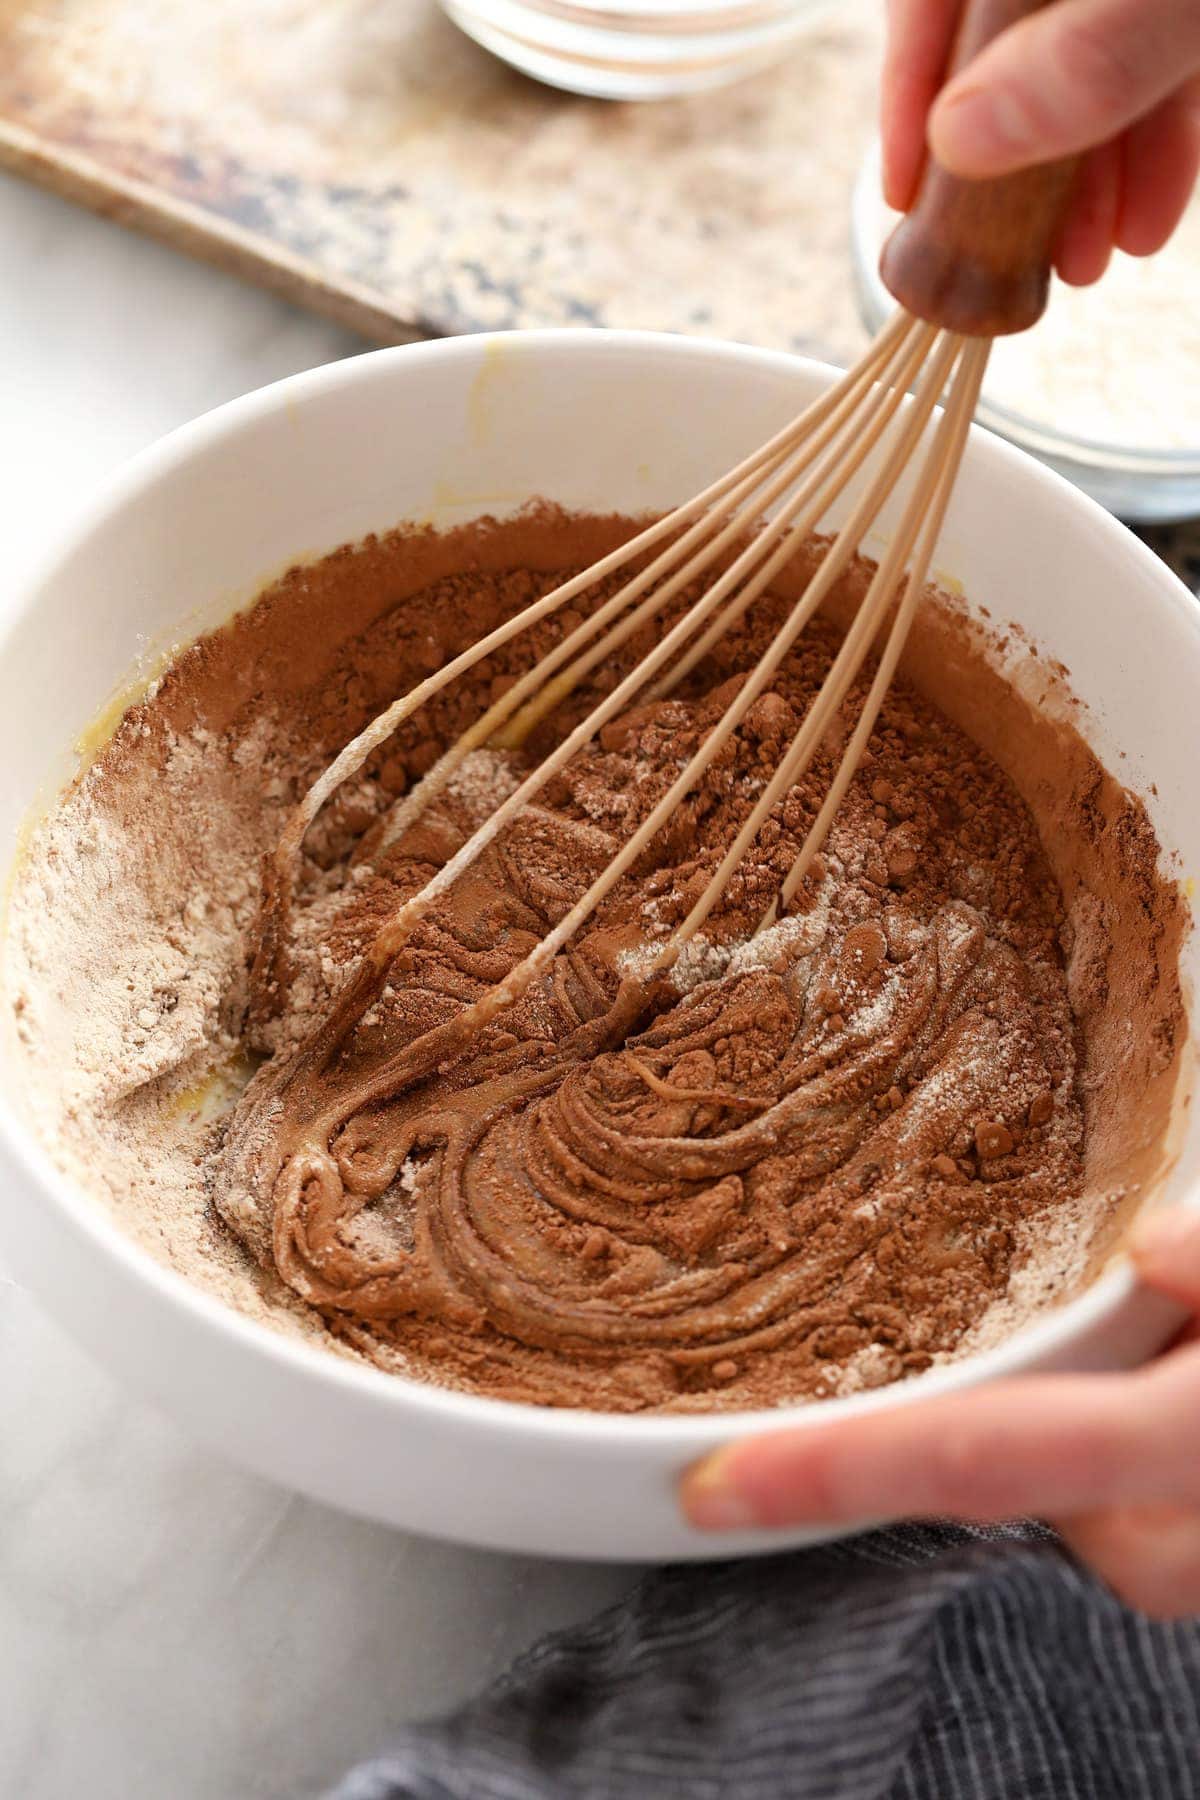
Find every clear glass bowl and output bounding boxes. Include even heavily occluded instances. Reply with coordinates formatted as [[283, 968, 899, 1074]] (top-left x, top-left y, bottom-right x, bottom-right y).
[[851, 141, 1200, 523], [439, 0, 832, 101]]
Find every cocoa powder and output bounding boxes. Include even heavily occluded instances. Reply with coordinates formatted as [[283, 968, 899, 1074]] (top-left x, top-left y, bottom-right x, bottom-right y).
[[6, 508, 1187, 1414], [214, 521, 1091, 1412]]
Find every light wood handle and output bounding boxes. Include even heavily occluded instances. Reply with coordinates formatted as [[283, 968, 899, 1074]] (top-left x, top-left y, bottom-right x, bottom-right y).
[[880, 0, 1077, 337]]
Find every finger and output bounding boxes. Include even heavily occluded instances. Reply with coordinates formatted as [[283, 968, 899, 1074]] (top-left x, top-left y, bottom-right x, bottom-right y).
[[681, 1366, 1183, 1532], [1115, 82, 1200, 256], [1057, 1502, 1200, 1619], [882, 0, 962, 210], [1055, 138, 1122, 285], [1130, 1205, 1200, 1309], [929, 0, 1200, 178]]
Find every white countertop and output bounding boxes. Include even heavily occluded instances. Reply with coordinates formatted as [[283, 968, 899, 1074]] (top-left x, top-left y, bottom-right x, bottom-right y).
[[0, 169, 636, 1800]]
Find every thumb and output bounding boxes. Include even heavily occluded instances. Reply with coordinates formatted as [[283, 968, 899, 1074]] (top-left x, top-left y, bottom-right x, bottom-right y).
[[1129, 1207, 1200, 1311], [929, 0, 1200, 178]]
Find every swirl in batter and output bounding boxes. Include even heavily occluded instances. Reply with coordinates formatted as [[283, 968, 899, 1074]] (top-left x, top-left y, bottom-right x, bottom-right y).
[[214, 592, 1083, 1412]]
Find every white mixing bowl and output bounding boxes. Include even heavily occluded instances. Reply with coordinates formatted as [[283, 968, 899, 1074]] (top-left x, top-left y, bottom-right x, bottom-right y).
[[0, 331, 1196, 1561]]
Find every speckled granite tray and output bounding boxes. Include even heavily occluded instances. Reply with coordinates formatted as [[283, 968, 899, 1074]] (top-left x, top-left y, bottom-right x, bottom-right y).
[[0, 0, 878, 362]]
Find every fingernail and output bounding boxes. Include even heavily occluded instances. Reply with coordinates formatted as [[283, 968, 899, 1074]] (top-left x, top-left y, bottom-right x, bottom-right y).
[[1131, 1208, 1200, 1262], [681, 1452, 759, 1531], [933, 83, 1038, 171]]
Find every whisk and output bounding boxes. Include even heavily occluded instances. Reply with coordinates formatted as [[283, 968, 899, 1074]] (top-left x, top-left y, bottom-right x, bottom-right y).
[[251, 0, 1076, 1096]]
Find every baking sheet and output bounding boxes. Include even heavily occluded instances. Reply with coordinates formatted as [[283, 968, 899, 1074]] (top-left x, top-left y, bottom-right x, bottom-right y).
[[0, 0, 879, 358]]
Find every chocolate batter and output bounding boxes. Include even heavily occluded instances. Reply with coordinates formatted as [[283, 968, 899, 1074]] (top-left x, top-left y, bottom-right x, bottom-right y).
[[8, 509, 1186, 1415], [214, 529, 1087, 1412]]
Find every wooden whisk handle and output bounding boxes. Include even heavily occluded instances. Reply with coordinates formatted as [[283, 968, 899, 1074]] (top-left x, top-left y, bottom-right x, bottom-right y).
[[880, 0, 1077, 337]]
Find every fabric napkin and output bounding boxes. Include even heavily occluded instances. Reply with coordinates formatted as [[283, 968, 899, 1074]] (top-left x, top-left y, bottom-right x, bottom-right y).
[[327, 1520, 1200, 1799]]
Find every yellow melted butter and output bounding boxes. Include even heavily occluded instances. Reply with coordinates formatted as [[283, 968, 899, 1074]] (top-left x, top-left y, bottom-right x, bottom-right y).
[[73, 684, 143, 765], [163, 1051, 260, 1125], [71, 642, 185, 770]]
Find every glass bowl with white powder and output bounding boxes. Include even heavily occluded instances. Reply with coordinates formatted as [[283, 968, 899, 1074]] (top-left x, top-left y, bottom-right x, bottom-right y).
[[852, 141, 1200, 522], [438, 0, 834, 101]]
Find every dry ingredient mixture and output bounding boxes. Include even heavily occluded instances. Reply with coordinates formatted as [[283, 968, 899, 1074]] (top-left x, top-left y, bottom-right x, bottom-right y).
[[6, 509, 1187, 1413]]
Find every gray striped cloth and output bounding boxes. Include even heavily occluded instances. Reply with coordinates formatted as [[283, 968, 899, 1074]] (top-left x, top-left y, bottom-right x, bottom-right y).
[[328, 1523, 1200, 1799]]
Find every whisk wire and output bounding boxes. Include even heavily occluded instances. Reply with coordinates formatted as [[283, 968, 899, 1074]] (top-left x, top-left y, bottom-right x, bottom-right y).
[[495, 317, 935, 744], [776, 336, 991, 913], [647, 320, 939, 701], [332, 329, 966, 1025], [258, 313, 991, 1094], [643, 331, 978, 968], [269, 312, 916, 896], [330, 329, 953, 995]]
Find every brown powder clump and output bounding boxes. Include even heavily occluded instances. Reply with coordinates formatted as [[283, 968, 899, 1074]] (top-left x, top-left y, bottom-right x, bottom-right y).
[[5, 508, 1188, 1414]]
